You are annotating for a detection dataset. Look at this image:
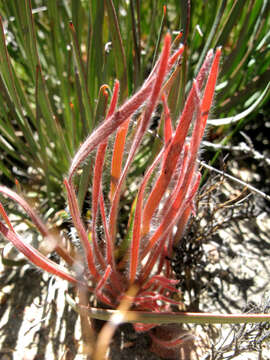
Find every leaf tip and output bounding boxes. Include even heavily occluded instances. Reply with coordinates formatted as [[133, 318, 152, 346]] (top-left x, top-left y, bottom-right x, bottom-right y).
[[216, 46, 222, 53], [163, 5, 167, 16], [176, 30, 184, 42], [101, 84, 109, 97], [69, 21, 75, 31]]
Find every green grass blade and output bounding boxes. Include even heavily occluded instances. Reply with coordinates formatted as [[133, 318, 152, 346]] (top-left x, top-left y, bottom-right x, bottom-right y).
[[151, 4, 166, 69], [214, 0, 246, 47], [105, 0, 128, 101], [194, 0, 227, 76], [87, 1, 104, 101], [85, 306, 270, 325], [69, 21, 93, 131], [47, 0, 73, 152]]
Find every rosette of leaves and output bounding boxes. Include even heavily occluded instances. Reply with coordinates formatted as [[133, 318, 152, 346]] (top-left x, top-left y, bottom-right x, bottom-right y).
[[0, 34, 222, 357]]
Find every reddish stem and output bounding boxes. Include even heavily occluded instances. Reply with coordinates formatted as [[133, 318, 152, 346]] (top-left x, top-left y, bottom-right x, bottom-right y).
[[64, 179, 99, 280], [129, 148, 165, 284]]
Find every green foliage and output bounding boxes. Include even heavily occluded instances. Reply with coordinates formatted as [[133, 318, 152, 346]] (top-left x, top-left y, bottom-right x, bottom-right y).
[[0, 0, 269, 217]]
